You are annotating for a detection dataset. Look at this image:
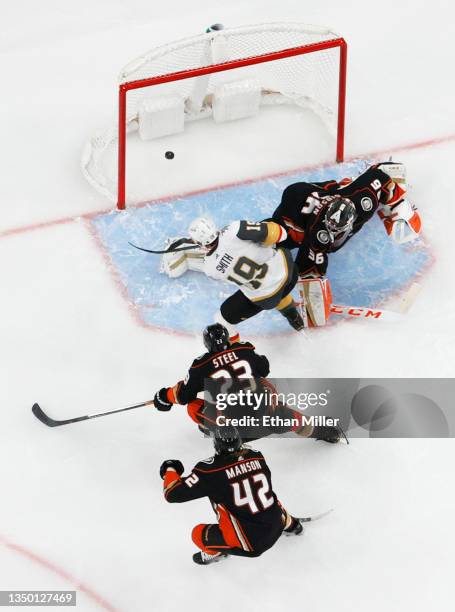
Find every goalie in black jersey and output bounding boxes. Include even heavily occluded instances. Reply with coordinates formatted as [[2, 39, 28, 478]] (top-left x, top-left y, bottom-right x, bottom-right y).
[[268, 162, 422, 327], [154, 323, 341, 443], [160, 425, 305, 565]]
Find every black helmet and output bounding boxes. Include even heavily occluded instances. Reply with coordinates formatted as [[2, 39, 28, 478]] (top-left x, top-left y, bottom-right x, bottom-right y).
[[203, 323, 230, 353], [213, 425, 242, 455], [324, 197, 356, 234]]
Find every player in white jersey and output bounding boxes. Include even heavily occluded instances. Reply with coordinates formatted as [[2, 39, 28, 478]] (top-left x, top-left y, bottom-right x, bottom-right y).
[[162, 217, 304, 336]]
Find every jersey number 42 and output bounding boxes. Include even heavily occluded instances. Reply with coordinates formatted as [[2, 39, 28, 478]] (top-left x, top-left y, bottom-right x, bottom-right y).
[[231, 473, 274, 514]]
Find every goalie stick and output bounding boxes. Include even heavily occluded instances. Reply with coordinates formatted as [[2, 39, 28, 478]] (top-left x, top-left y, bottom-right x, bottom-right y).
[[128, 238, 200, 255], [329, 283, 421, 323], [330, 304, 404, 321], [32, 399, 154, 428]]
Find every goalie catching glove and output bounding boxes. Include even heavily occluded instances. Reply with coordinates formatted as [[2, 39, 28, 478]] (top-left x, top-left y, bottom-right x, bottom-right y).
[[376, 162, 422, 244], [378, 199, 422, 244]]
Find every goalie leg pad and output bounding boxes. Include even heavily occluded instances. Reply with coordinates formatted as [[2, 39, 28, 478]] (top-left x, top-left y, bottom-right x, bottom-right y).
[[298, 277, 332, 327]]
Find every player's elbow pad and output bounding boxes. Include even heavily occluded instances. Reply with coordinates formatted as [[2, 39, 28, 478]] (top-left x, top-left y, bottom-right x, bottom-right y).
[[270, 222, 287, 244], [261, 222, 287, 246]]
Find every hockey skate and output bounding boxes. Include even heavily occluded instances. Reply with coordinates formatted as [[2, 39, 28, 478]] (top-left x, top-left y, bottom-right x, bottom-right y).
[[192, 551, 228, 565], [283, 517, 305, 536], [310, 425, 342, 443], [280, 305, 305, 331]]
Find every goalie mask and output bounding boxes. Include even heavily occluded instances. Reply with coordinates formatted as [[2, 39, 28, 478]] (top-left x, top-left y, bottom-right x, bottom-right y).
[[324, 197, 356, 235], [188, 217, 219, 248]]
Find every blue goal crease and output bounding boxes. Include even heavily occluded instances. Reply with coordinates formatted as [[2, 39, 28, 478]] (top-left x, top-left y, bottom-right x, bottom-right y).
[[91, 160, 431, 335]]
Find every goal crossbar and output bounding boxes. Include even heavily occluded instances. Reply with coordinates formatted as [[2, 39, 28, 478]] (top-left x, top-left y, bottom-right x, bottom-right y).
[[117, 37, 347, 209]]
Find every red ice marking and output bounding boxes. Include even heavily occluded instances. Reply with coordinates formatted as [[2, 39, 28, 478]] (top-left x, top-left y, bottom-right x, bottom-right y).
[[1, 131, 455, 241], [0, 135, 439, 338], [0, 534, 120, 612], [82, 219, 191, 337]]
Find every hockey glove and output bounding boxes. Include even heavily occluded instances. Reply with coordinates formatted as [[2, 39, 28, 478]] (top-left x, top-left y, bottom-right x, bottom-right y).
[[154, 387, 173, 411], [160, 459, 184, 479]]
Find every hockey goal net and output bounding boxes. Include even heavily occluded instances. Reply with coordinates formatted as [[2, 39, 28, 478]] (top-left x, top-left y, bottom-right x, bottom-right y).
[[82, 23, 347, 209]]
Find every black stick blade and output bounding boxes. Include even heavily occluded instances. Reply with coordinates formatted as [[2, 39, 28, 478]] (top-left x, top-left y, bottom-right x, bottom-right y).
[[32, 403, 61, 427], [128, 240, 199, 255]]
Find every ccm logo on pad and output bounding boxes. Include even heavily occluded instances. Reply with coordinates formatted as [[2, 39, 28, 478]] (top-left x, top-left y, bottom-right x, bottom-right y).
[[330, 305, 382, 318]]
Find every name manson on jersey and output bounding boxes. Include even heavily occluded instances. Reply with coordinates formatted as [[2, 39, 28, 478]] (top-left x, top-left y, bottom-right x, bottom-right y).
[[225, 459, 263, 479]]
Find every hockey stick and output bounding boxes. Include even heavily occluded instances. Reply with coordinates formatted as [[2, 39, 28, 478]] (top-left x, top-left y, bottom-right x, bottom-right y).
[[329, 304, 403, 322], [128, 239, 200, 255], [330, 282, 421, 322], [300, 508, 334, 522], [31, 400, 154, 428]]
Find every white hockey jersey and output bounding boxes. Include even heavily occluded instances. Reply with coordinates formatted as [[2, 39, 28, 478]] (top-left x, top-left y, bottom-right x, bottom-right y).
[[204, 221, 292, 303]]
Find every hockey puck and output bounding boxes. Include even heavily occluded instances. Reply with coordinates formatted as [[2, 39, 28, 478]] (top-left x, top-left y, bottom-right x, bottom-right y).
[[165, 151, 174, 159]]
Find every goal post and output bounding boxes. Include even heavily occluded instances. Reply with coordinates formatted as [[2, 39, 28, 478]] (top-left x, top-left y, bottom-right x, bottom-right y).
[[82, 23, 348, 210]]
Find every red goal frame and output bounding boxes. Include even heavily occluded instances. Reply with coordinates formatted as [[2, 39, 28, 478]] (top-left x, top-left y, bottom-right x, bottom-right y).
[[117, 37, 347, 209]]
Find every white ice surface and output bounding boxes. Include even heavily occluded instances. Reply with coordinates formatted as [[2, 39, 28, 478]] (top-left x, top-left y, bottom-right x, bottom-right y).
[[1, 1, 455, 611]]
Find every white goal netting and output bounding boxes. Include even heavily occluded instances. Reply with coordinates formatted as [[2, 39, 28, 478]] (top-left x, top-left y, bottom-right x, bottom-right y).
[[82, 22, 345, 205]]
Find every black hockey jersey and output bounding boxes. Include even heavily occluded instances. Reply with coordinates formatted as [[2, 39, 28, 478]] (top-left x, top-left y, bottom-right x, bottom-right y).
[[271, 165, 393, 275], [164, 448, 285, 553], [171, 341, 270, 405]]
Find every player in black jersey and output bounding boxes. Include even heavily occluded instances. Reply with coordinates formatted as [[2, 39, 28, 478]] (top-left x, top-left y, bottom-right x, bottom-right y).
[[267, 162, 422, 326], [153, 322, 270, 427], [154, 323, 341, 443], [270, 162, 421, 277], [160, 425, 305, 565]]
